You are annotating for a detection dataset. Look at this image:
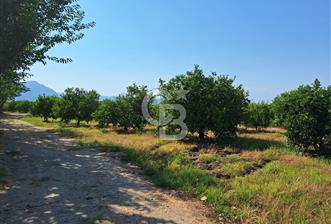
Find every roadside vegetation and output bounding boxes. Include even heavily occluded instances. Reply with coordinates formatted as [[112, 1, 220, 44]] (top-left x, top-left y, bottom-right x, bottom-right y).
[[8, 71, 329, 224]]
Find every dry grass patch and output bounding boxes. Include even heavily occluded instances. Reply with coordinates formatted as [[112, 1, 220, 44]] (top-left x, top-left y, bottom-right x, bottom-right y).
[[198, 151, 219, 163], [239, 131, 287, 144]]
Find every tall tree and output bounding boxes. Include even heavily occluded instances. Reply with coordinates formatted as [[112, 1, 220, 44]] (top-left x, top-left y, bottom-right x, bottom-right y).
[[0, 0, 94, 109], [0, 0, 95, 74]]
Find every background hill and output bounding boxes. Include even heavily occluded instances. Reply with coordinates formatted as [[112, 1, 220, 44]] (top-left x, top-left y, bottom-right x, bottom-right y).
[[16, 81, 116, 101], [16, 81, 58, 101]]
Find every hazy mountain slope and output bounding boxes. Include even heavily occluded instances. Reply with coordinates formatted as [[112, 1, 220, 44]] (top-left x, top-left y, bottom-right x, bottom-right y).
[[16, 81, 116, 101], [16, 81, 58, 101]]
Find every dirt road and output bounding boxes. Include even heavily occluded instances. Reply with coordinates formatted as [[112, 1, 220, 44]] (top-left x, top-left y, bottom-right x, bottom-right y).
[[0, 115, 217, 224]]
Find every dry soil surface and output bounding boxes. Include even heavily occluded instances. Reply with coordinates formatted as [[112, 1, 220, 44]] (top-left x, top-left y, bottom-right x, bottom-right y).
[[0, 115, 218, 224]]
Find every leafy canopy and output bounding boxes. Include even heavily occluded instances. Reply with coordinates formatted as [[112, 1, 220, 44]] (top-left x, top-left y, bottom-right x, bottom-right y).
[[93, 99, 119, 128], [57, 88, 100, 126], [32, 95, 58, 121], [0, 0, 95, 74], [0, 0, 94, 111], [273, 79, 331, 151], [5, 100, 34, 113], [116, 84, 149, 131], [0, 71, 27, 110], [160, 65, 249, 139], [244, 102, 273, 130]]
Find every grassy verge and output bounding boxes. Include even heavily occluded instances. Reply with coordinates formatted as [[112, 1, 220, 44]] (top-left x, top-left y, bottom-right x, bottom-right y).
[[21, 116, 331, 223]]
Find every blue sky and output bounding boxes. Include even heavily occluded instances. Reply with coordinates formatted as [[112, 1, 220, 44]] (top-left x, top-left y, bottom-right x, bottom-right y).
[[29, 0, 330, 101]]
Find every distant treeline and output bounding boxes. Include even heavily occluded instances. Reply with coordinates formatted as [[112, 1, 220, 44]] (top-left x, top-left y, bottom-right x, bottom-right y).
[[4, 66, 331, 152]]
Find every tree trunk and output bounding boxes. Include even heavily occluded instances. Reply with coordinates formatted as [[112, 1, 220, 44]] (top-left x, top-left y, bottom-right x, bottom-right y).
[[77, 120, 80, 127], [0, 100, 5, 113], [198, 131, 204, 140]]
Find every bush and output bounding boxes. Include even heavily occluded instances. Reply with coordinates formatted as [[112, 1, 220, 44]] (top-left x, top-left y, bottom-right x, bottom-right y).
[[160, 65, 249, 139], [57, 88, 100, 126], [93, 84, 150, 131], [32, 95, 58, 122], [273, 79, 331, 151], [5, 100, 33, 113], [115, 84, 149, 131], [244, 102, 273, 131], [93, 99, 118, 128]]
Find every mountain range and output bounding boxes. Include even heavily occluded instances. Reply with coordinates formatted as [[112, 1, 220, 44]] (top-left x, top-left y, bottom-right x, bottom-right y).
[[16, 81, 115, 101]]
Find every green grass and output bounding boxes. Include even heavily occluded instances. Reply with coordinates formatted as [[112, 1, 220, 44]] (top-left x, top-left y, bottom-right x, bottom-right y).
[[198, 152, 219, 163], [21, 115, 331, 223], [222, 160, 256, 177], [227, 161, 331, 223], [22, 116, 61, 128]]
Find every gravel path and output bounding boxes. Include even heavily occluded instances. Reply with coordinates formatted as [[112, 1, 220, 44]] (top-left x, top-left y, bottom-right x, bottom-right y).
[[0, 116, 218, 224]]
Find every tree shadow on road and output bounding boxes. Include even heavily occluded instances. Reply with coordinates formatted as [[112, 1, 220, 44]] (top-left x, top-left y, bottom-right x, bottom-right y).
[[0, 118, 181, 224]]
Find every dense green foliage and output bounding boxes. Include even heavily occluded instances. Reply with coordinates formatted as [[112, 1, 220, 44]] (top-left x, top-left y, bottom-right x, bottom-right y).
[[0, 72, 27, 111], [273, 79, 331, 151], [160, 65, 249, 139], [244, 102, 273, 130], [3, 67, 329, 154], [32, 95, 58, 122], [57, 88, 100, 126], [93, 99, 118, 128], [118, 84, 149, 131], [0, 0, 94, 74], [93, 84, 150, 131], [5, 100, 33, 113], [0, 0, 94, 111]]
